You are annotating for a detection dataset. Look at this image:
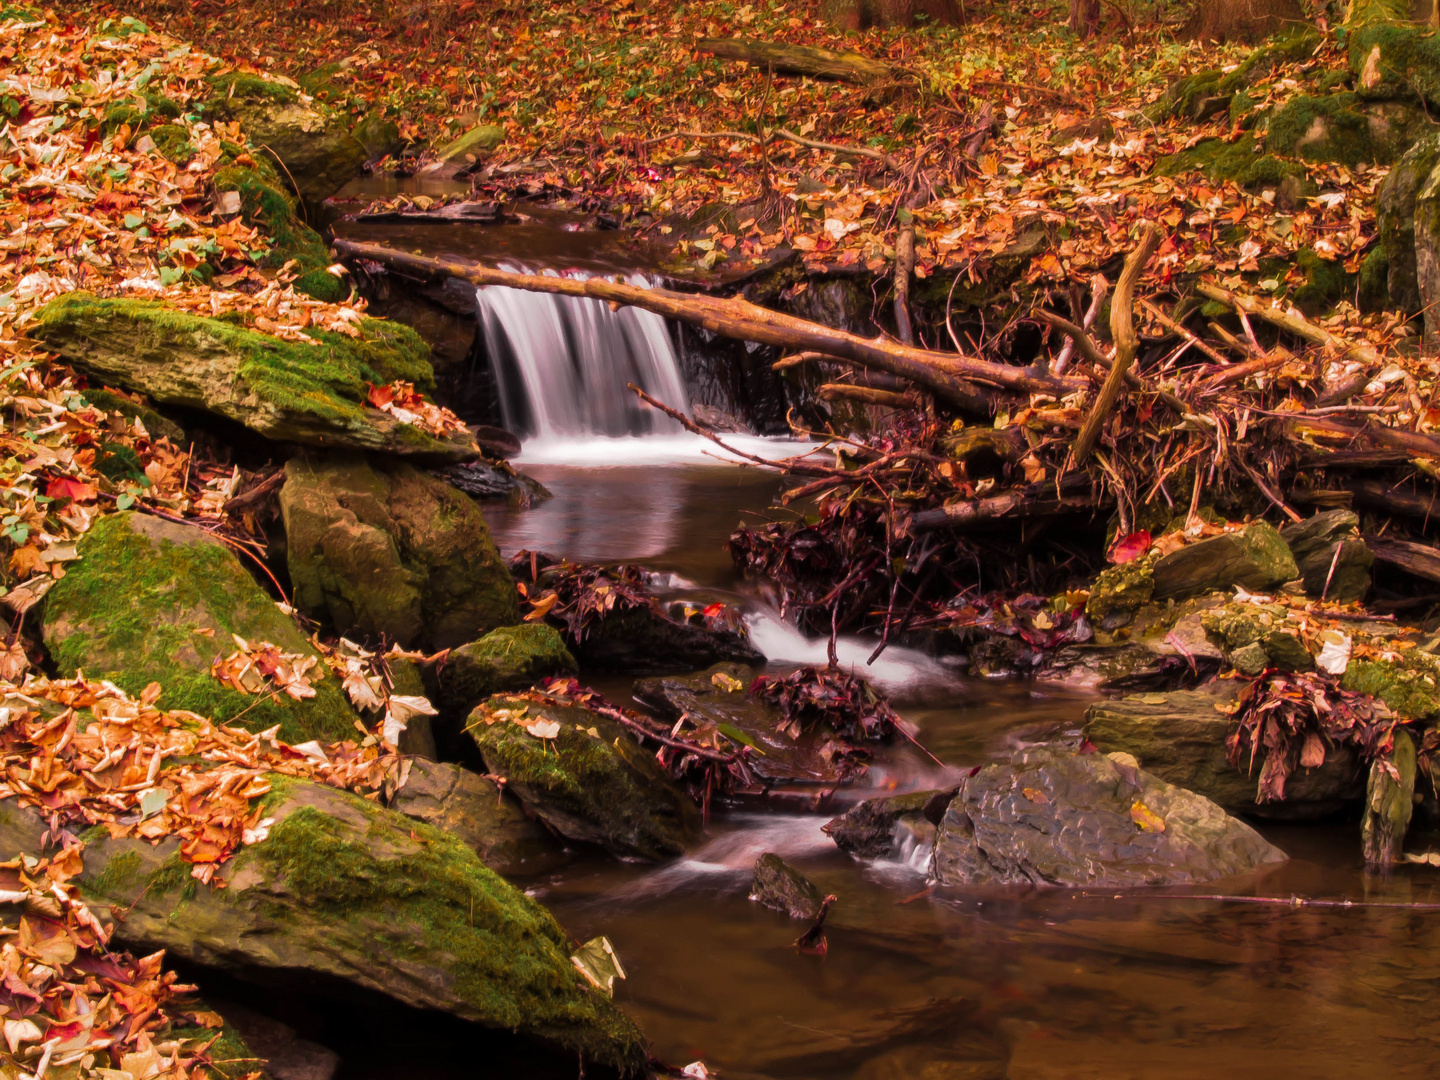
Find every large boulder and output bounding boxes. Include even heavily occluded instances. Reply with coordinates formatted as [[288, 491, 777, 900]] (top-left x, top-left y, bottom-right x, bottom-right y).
[[1414, 153, 1440, 348], [206, 73, 366, 205], [435, 124, 506, 165], [1280, 508, 1373, 602], [1150, 522, 1298, 601], [391, 757, 565, 875], [0, 781, 646, 1073], [437, 624, 576, 715], [42, 512, 358, 744], [930, 748, 1288, 888], [31, 295, 479, 461], [469, 692, 701, 861], [1376, 131, 1440, 314], [1082, 685, 1366, 819], [279, 455, 518, 651]]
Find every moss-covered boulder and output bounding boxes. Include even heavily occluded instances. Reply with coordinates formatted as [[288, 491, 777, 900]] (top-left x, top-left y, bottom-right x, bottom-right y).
[[1261, 93, 1434, 167], [206, 73, 365, 205], [1351, 18, 1440, 110], [1151, 522, 1298, 601], [31, 294, 479, 461], [1083, 685, 1366, 818], [469, 693, 701, 860], [436, 123, 505, 165], [1280, 509, 1373, 601], [41, 512, 358, 743], [279, 454, 518, 651], [437, 624, 576, 714], [0, 780, 645, 1072], [1377, 131, 1440, 314], [353, 113, 404, 161], [1412, 149, 1440, 347]]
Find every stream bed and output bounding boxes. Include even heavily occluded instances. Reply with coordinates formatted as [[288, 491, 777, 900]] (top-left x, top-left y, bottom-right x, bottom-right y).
[[486, 450, 1440, 1080]]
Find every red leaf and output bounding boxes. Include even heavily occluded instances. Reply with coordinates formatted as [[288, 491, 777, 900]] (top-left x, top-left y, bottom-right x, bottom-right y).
[[366, 383, 395, 408], [46, 477, 98, 503], [1107, 529, 1151, 564]]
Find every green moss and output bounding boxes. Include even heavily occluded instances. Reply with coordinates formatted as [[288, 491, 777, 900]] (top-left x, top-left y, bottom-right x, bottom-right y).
[[1156, 133, 1307, 187], [1219, 29, 1322, 92], [207, 72, 299, 108], [440, 625, 574, 712], [43, 512, 356, 743], [1086, 551, 1159, 622], [1343, 657, 1440, 721], [246, 802, 643, 1065], [211, 164, 338, 298], [293, 267, 349, 303], [86, 849, 144, 898], [1265, 92, 1375, 166], [149, 123, 196, 163], [167, 1024, 264, 1080], [1350, 22, 1440, 108], [1290, 248, 1354, 315], [1358, 245, 1390, 311]]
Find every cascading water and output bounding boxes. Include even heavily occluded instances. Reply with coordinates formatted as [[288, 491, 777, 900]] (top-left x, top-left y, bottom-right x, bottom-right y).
[[474, 273, 691, 440]]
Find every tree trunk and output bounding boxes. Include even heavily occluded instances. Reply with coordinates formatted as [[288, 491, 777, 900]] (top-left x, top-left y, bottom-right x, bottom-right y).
[[1181, 0, 1309, 43], [1068, 0, 1100, 37], [695, 38, 892, 83]]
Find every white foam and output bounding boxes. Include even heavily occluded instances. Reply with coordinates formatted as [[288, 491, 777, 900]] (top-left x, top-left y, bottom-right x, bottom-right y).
[[516, 433, 823, 468], [744, 608, 961, 694]]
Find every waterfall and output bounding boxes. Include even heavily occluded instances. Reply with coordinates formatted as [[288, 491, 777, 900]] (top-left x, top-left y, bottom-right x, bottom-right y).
[[474, 274, 691, 440]]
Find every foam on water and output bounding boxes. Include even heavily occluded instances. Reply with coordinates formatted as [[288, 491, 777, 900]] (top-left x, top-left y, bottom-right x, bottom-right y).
[[516, 433, 822, 467], [744, 607, 962, 694]]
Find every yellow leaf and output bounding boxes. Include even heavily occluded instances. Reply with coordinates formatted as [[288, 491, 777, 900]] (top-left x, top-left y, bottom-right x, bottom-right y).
[[711, 671, 744, 693], [1130, 801, 1165, 833]]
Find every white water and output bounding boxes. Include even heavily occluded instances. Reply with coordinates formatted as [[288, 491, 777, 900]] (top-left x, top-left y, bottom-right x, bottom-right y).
[[744, 608, 963, 695], [475, 274, 691, 439], [515, 433, 822, 467]]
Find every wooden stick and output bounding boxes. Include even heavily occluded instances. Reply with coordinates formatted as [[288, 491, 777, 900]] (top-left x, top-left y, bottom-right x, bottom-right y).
[[893, 224, 916, 346], [1137, 298, 1230, 367], [1197, 281, 1382, 366], [817, 383, 918, 408], [909, 477, 1109, 532], [695, 37, 893, 83], [1071, 225, 1163, 465], [1198, 347, 1293, 392]]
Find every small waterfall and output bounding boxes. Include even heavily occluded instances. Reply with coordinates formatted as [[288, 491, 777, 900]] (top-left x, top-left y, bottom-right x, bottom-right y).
[[474, 274, 691, 439]]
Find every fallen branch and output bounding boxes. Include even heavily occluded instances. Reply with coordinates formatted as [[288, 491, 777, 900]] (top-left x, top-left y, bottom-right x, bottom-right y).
[[1365, 535, 1440, 584], [627, 383, 834, 475], [1197, 281, 1382, 366], [817, 383, 918, 409], [1349, 478, 1440, 524], [695, 37, 892, 83], [909, 477, 1110, 532], [893, 222, 916, 346]]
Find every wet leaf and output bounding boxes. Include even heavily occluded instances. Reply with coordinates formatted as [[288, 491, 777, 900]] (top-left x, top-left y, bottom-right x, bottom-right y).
[[1129, 801, 1165, 833], [571, 935, 626, 996]]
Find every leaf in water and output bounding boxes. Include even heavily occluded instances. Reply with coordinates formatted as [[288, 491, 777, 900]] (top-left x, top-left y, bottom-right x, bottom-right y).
[[571, 935, 627, 996], [717, 722, 765, 754], [1130, 800, 1165, 832], [711, 670, 744, 693]]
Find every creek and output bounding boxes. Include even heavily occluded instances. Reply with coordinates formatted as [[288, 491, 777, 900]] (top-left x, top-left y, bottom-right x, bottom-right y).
[[348, 206, 1440, 1079]]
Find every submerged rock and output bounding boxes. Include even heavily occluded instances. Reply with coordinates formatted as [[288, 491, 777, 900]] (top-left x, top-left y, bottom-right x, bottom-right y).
[[750, 853, 824, 920], [469, 693, 701, 860], [0, 780, 646, 1073], [31, 295, 478, 461], [1280, 509, 1373, 602], [42, 512, 359, 744], [1082, 685, 1365, 818], [1150, 522, 1298, 601], [930, 748, 1287, 888], [280, 454, 518, 651], [823, 789, 952, 859], [434, 460, 551, 508], [437, 624, 576, 716], [392, 757, 565, 876]]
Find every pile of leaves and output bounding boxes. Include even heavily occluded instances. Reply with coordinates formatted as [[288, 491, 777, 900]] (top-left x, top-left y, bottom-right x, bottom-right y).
[[750, 666, 901, 743], [1224, 669, 1401, 803], [1, 848, 252, 1080], [510, 551, 653, 642]]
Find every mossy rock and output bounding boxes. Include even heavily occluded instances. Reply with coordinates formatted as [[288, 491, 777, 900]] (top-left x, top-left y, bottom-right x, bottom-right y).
[[211, 162, 338, 300], [1151, 522, 1298, 601], [438, 624, 576, 715], [279, 454, 518, 651], [1155, 133, 1309, 189], [0, 780, 646, 1072], [31, 293, 479, 461], [205, 73, 365, 205], [1279, 508, 1373, 600], [1412, 149, 1440, 346], [79, 386, 186, 443], [353, 113, 403, 161], [436, 124, 506, 165], [1263, 92, 1434, 166], [1343, 655, 1440, 721], [1085, 551, 1159, 622], [469, 693, 701, 861], [41, 512, 359, 743], [148, 122, 196, 163], [1289, 248, 1354, 316], [1376, 131, 1440, 313], [1351, 20, 1440, 110]]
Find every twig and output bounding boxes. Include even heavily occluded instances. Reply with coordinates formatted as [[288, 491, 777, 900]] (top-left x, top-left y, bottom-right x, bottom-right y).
[[1053, 273, 1107, 375], [1137, 298, 1229, 367]]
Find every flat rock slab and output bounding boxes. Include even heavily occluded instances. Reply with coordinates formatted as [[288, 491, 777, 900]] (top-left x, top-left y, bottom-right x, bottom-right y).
[[750, 852, 824, 920], [570, 607, 764, 674], [930, 747, 1287, 888], [1082, 684, 1365, 819], [1151, 522, 1298, 600]]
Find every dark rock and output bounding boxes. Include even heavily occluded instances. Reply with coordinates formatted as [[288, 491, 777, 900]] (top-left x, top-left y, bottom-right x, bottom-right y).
[[387, 656, 438, 759], [571, 607, 764, 674], [212, 1000, 340, 1080], [691, 403, 751, 434], [750, 853, 824, 920], [469, 692, 701, 860], [823, 789, 952, 858], [930, 747, 1288, 888], [1082, 685, 1365, 819], [434, 460, 551, 508], [1280, 509, 1373, 602], [351, 114, 403, 162], [1151, 522, 1298, 600], [1375, 131, 1440, 314], [280, 454, 519, 651], [438, 624, 577, 716], [392, 757, 565, 875]]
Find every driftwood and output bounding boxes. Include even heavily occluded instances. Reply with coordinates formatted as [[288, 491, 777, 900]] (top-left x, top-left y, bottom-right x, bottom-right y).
[[1366, 536, 1440, 584], [695, 38, 892, 83], [334, 240, 1084, 410], [818, 383, 919, 408]]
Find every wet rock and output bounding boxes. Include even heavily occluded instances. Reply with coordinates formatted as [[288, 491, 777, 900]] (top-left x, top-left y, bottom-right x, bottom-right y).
[[42, 512, 359, 744], [1363, 728, 1417, 867], [691, 403, 751, 434], [212, 1000, 339, 1080], [469, 693, 701, 860], [1150, 522, 1298, 601], [1082, 685, 1365, 819], [1280, 509, 1373, 602], [1085, 554, 1158, 622], [0, 782, 646, 1073], [433, 460, 551, 508], [570, 606, 764, 674], [1377, 132, 1440, 314], [387, 656, 438, 759], [31, 294, 479, 461], [438, 624, 576, 715], [351, 113, 403, 162], [632, 662, 853, 786], [750, 853, 825, 920], [824, 789, 952, 858], [392, 757, 565, 875], [280, 454, 518, 651], [205, 73, 366, 205], [930, 747, 1287, 887]]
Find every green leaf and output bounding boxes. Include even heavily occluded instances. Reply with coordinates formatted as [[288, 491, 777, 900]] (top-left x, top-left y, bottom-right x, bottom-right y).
[[124, 213, 143, 229], [717, 723, 765, 754], [115, 493, 135, 510]]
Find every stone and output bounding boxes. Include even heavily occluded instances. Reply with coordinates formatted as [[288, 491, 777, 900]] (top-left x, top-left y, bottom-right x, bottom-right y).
[[750, 853, 824, 920], [388, 656, 438, 759], [1413, 150, 1440, 349], [436, 124, 506, 165], [42, 512, 359, 744], [1264, 628, 1315, 671], [568, 606, 764, 674], [1349, 18, 1440, 111], [823, 789, 952, 858], [0, 781, 645, 1073], [437, 624, 576, 715], [351, 113, 403, 161], [1375, 132, 1440, 314], [1150, 522, 1298, 601], [433, 461, 551, 508], [211, 1000, 339, 1080], [280, 454, 518, 651], [469, 693, 701, 861], [31, 295, 479, 462], [1082, 685, 1366, 819], [1280, 509, 1373, 601], [1229, 640, 1270, 676], [391, 757, 564, 875], [930, 747, 1288, 888], [1262, 93, 1436, 167], [206, 73, 366, 205], [1362, 728, 1417, 867]]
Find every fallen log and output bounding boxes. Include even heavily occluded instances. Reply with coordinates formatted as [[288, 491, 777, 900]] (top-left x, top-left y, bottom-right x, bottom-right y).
[[909, 477, 1111, 532], [1349, 479, 1440, 524], [695, 38, 892, 83], [334, 240, 1084, 410], [817, 383, 918, 409], [1197, 281, 1382, 366], [1365, 535, 1440, 585]]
